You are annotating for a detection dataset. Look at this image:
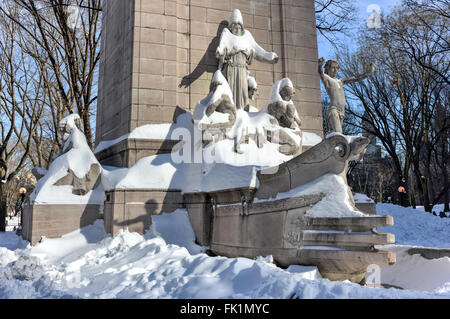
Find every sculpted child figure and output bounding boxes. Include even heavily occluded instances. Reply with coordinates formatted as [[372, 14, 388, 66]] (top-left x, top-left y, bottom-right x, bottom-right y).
[[193, 70, 236, 132], [318, 58, 376, 134], [266, 78, 301, 129], [265, 78, 303, 156]]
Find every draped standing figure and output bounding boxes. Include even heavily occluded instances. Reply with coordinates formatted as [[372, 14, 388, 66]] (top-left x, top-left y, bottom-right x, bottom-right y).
[[216, 9, 278, 110]]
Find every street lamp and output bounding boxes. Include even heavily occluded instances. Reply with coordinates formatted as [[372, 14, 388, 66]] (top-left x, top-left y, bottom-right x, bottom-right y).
[[17, 187, 27, 229]]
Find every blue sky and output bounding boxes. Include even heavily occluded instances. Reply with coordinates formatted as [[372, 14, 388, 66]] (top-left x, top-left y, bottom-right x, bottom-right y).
[[317, 0, 402, 58]]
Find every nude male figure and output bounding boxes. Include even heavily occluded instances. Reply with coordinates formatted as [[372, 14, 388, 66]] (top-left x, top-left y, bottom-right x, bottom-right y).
[[318, 57, 376, 134]]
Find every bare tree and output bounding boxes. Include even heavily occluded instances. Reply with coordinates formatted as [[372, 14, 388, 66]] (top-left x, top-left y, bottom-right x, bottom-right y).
[[402, 0, 450, 85], [0, 0, 102, 149], [0, 5, 45, 230], [0, 0, 102, 230], [315, 0, 358, 45], [340, 4, 449, 210]]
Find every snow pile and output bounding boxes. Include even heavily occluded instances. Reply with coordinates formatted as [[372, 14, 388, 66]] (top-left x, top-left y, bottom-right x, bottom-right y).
[[416, 204, 450, 217], [255, 174, 366, 218], [30, 220, 107, 264], [95, 112, 194, 154], [1, 207, 449, 299], [373, 203, 450, 292], [302, 132, 322, 147], [199, 109, 298, 167], [378, 245, 450, 292], [101, 154, 260, 194], [30, 114, 105, 205], [377, 203, 450, 248], [354, 193, 374, 203], [181, 163, 259, 194]]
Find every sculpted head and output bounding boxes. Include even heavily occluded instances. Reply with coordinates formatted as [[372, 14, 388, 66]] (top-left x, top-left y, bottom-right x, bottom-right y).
[[58, 114, 82, 143], [248, 75, 258, 100], [229, 9, 244, 36], [279, 86, 295, 102], [324, 60, 340, 78], [348, 136, 370, 161]]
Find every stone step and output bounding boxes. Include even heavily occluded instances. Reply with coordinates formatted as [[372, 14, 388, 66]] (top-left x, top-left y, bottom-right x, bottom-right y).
[[296, 248, 396, 282], [300, 230, 395, 248], [307, 215, 394, 232]]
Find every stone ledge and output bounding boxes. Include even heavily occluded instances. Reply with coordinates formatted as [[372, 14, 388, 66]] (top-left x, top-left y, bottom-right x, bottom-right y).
[[214, 193, 325, 216], [408, 247, 450, 260]]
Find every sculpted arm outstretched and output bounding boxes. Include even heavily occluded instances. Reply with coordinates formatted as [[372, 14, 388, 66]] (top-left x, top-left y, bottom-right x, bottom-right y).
[[342, 62, 376, 85], [318, 57, 328, 86]]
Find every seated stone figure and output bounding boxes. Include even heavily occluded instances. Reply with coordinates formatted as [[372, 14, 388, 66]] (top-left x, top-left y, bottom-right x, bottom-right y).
[[266, 78, 302, 129], [194, 70, 236, 132], [58, 113, 83, 155], [52, 114, 102, 196], [264, 78, 302, 156]]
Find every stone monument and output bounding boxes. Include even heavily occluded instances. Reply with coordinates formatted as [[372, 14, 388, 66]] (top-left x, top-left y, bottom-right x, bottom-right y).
[[95, 0, 323, 167], [22, 1, 396, 284]]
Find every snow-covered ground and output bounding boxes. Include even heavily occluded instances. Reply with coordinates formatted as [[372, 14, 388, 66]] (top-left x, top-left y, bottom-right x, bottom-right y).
[[0, 204, 449, 299]]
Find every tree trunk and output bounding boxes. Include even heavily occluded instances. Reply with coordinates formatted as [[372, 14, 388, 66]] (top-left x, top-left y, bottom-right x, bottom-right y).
[[0, 182, 7, 232], [443, 158, 449, 212], [422, 166, 432, 212], [442, 139, 449, 212]]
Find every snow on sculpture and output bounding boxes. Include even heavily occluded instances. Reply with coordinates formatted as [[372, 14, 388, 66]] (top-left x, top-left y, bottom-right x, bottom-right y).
[[247, 74, 258, 105], [216, 9, 278, 110], [193, 76, 303, 156], [30, 114, 104, 202], [266, 78, 302, 129], [193, 70, 236, 132]]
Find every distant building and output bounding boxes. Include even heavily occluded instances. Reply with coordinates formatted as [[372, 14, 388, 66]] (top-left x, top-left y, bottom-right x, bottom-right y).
[[348, 113, 395, 203]]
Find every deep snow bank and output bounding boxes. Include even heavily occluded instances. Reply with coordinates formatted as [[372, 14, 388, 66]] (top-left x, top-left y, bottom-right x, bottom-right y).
[[377, 203, 450, 248], [0, 206, 449, 299]]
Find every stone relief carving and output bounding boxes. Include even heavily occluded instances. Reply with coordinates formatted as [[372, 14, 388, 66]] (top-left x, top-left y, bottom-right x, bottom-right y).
[[193, 11, 302, 157]]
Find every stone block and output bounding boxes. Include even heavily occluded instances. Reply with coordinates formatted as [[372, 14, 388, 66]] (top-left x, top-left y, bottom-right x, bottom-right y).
[[22, 204, 103, 245], [103, 189, 184, 236], [184, 193, 213, 246]]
